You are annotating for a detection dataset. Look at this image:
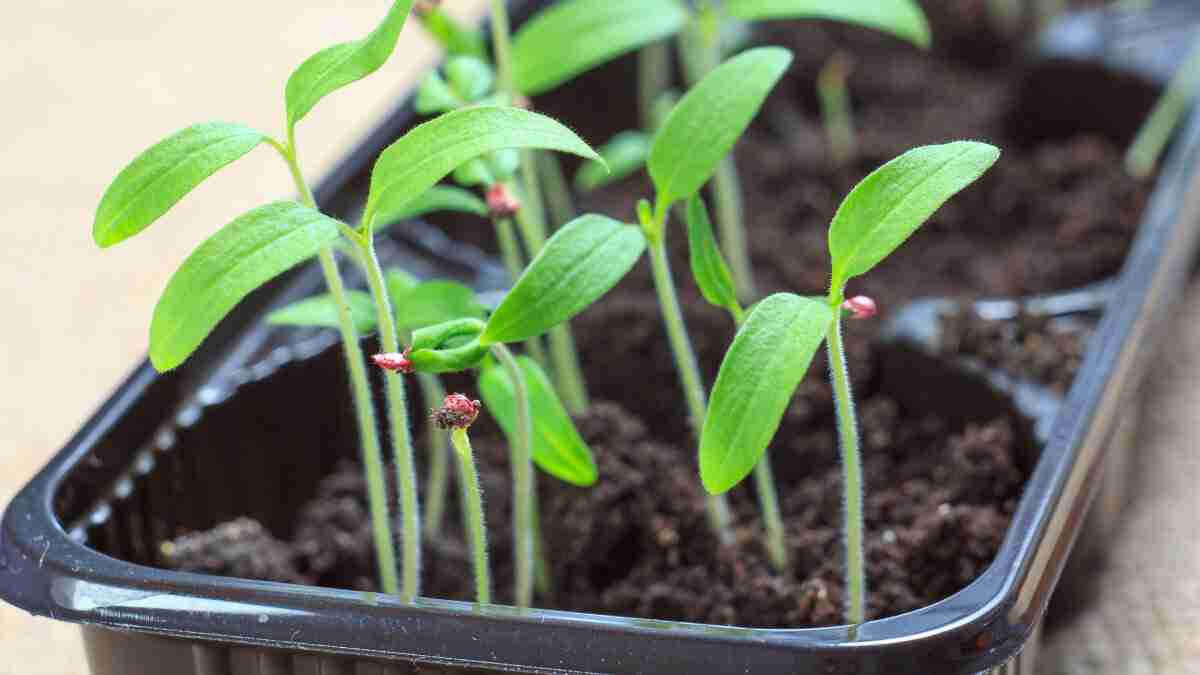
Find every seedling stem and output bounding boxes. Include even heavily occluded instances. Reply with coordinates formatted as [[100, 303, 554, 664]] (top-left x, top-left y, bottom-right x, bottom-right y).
[[269, 134, 401, 597], [645, 203, 734, 544]]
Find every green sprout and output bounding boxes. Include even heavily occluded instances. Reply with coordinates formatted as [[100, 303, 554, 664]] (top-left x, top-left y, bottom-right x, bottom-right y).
[[390, 212, 638, 607], [431, 393, 492, 605], [701, 141, 1000, 624]]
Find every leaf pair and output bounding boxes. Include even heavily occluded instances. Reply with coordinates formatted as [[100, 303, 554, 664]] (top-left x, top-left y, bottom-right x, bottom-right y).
[[700, 141, 1000, 494]]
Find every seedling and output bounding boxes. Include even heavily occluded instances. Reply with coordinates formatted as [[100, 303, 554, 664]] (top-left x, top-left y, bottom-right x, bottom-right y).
[[701, 141, 1000, 624], [818, 51, 858, 169], [389, 211, 638, 606], [92, 0, 600, 603], [672, 0, 932, 300], [432, 393, 492, 605]]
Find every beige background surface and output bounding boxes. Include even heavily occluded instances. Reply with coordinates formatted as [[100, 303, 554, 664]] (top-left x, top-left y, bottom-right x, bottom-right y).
[[2, 2, 1198, 674]]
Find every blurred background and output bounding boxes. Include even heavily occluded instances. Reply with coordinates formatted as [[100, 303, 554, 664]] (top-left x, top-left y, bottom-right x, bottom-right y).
[[0, 2, 483, 672]]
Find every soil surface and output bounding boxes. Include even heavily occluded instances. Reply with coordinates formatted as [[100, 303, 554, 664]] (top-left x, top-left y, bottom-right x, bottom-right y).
[[939, 307, 1090, 393], [163, 2, 1151, 629]]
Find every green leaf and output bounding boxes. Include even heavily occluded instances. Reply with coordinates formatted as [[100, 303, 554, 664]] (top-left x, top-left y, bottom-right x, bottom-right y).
[[267, 291, 378, 333], [725, 0, 931, 48], [374, 185, 488, 229], [394, 280, 487, 332], [445, 56, 495, 102], [365, 106, 601, 225], [149, 202, 342, 371], [686, 195, 739, 314], [700, 293, 831, 494], [649, 47, 792, 207], [575, 131, 650, 192], [512, 0, 689, 95], [482, 214, 645, 344], [479, 357, 598, 486], [285, 0, 416, 128], [417, 6, 487, 59], [828, 141, 1000, 291], [93, 122, 266, 247]]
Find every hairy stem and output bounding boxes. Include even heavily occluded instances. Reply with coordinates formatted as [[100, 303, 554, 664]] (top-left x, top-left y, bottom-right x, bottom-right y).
[[826, 310, 865, 625], [491, 343, 535, 607], [646, 224, 734, 544], [494, 215, 551, 374], [360, 235, 422, 601], [419, 373, 451, 539], [506, 184, 590, 414], [537, 151, 576, 229], [488, 0, 591, 413], [451, 428, 491, 605], [638, 40, 672, 130], [1127, 40, 1200, 179], [271, 136, 399, 595], [678, 13, 756, 301]]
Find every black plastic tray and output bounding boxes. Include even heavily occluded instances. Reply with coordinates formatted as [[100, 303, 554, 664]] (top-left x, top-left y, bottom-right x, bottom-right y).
[[5, 2, 1200, 673]]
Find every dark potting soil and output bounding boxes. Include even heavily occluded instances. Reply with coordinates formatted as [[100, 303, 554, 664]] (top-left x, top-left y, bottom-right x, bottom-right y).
[[165, 3, 1145, 628], [938, 307, 1089, 393], [168, 298, 1028, 627]]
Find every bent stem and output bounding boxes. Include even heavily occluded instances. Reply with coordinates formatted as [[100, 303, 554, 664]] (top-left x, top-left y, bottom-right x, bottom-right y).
[[491, 343, 536, 607], [646, 208, 734, 544], [494, 214, 551, 369], [488, 0, 591, 413], [678, 13, 756, 300], [419, 373, 451, 539], [270, 136, 399, 595], [451, 427, 492, 605], [638, 40, 672, 130], [825, 305, 865, 625], [360, 234, 422, 602]]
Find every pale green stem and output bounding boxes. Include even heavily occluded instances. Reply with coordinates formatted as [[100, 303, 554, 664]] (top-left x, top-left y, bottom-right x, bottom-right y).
[[826, 309, 865, 625], [536, 151, 576, 228], [638, 40, 672, 130], [270, 135, 399, 595], [1127, 40, 1200, 179], [507, 183, 590, 414], [488, 0, 591, 413], [818, 51, 857, 169], [646, 223, 734, 545], [450, 428, 491, 605], [359, 234, 422, 602], [419, 373, 451, 539], [491, 343, 535, 607], [679, 15, 757, 301], [494, 215, 551, 374]]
